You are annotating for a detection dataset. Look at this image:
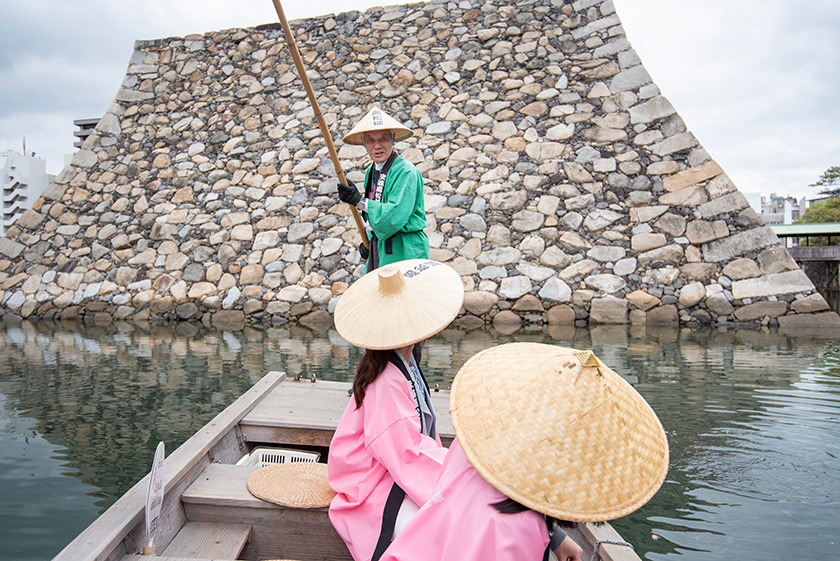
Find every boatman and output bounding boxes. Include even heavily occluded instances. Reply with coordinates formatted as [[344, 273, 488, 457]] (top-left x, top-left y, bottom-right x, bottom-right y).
[[337, 108, 429, 272]]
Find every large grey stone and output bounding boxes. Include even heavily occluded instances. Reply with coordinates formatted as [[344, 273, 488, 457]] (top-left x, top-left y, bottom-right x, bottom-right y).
[[646, 304, 679, 325], [0, 238, 24, 258], [511, 210, 544, 232], [703, 228, 780, 263], [463, 291, 499, 315], [589, 295, 628, 324], [583, 209, 622, 231], [559, 259, 599, 280], [516, 263, 555, 282], [499, 276, 532, 299], [706, 293, 734, 317], [630, 205, 668, 223], [631, 233, 666, 252], [571, 14, 621, 39], [637, 245, 684, 265], [584, 274, 626, 294], [613, 257, 637, 276], [539, 277, 572, 303], [287, 223, 314, 243], [791, 294, 830, 313], [722, 258, 761, 280], [654, 213, 686, 237], [733, 301, 788, 322], [628, 96, 676, 124], [477, 247, 522, 266], [609, 66, 652, 93], [698, 192, 750, 219], [777, 312, 840, 328], [540, 246, 573, 268], [588, 246, 626, 263], [731, 270, 814, 300], [678, 282, 706, 307]]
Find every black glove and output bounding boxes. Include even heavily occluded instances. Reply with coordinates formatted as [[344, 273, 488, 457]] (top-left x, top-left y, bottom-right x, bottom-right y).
[[337, 180, 362, 205], [359, 242, 369, 261]]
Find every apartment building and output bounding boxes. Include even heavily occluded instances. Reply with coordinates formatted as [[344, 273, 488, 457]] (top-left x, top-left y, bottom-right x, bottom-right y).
[[1, 150, 53, 236]]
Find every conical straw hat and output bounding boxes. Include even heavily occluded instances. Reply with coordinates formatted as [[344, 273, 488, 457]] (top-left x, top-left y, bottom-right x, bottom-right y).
[[246, 462, 336, 509], [343, 107, 414, 145], [335, 259, 464, 350], [450, 342, 669, 522]]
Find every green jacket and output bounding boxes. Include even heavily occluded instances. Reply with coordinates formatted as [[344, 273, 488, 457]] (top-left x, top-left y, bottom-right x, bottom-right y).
[[363, 155, 429, 270]]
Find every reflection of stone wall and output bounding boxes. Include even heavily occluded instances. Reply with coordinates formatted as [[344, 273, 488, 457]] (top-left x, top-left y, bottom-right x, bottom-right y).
[[0, 0, 838, 329]]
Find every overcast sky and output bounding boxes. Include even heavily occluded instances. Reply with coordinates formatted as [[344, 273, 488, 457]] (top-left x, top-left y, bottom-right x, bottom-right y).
[[1, 0, 838, 202]]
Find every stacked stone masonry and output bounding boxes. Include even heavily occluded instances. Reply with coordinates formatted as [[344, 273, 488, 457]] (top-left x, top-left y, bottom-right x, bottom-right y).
[[1, 0, 838, 330]]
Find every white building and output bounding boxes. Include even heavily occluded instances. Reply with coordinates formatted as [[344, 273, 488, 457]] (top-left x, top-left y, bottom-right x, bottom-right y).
[[1, 150, 54, 236], [759, 193, 809, 225]]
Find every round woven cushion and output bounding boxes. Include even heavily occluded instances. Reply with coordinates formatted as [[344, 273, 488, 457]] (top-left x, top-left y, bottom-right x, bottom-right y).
[[246, 462, 336, 509]]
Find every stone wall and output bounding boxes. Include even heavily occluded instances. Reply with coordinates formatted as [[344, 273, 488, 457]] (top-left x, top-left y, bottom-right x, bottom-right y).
[[1, 0, 838, 330]]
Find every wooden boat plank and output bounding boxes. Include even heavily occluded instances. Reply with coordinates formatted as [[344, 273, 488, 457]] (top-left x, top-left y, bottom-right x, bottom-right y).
[[240, 379, 454, 447], [120, 557, 233, 561], [182, 464, 265, 509], [52, 371, 287, 561], [195, 504, 351, 561], [121, 457, 204, 560], [181, 463, 350, 561], [579, 521, 643, 561], [160, 521, 251, 559]]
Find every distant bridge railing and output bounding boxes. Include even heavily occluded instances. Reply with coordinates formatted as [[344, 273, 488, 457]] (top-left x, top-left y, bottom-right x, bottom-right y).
[[786, 246, 840, 262]]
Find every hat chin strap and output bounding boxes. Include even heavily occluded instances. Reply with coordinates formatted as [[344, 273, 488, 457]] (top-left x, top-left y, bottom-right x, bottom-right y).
[[378, 266, 406, 295]]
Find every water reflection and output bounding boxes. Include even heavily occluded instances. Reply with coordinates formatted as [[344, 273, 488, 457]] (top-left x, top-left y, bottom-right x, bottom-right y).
[[0, 318, 839, 561]]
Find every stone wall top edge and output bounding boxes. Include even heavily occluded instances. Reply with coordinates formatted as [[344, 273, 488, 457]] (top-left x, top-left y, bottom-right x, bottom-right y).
[[130, 0, 439, 51], [131, 0, 617, 52]]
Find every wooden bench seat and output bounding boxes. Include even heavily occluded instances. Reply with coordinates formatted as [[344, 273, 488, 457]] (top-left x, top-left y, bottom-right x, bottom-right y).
[[160, 521, 251, 559], [182, 464, 265, 510], [180, 463, 351, 561], [117, 521, 250, 561]]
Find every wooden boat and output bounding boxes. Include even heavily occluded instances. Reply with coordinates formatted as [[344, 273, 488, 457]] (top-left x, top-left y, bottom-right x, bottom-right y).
[[52, 371, 641, 561]]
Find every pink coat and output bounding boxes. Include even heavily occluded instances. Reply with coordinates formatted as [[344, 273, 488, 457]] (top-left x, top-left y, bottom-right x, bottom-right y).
[[380, 439, 549, 561], [328, 362, 447, 561]]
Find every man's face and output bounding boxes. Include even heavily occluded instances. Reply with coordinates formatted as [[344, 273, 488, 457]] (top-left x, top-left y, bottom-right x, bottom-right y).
[[364, 130, 393, 164]]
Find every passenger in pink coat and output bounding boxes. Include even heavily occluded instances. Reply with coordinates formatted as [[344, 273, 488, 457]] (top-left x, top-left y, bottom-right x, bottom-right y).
[[380, 343, 670, 561], [379, 438, 582, 561], [329, 260, 465, 561]]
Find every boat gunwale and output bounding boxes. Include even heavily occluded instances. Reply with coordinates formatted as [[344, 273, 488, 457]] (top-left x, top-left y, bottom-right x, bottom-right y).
[[50, 370, 287, 561]]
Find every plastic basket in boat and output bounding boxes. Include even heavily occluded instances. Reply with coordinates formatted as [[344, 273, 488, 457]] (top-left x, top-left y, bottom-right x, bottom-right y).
[[236, 447, 320, 467]]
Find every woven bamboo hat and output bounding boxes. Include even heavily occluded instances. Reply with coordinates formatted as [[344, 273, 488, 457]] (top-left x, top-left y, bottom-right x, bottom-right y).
[[335, 259, 464, 350], [246, 462, 336, 509], [342, 107, 414, 145], [450, 342, 669, 522]]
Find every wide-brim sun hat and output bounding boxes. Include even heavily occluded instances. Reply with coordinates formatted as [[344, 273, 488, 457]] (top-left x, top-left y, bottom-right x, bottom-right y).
[[450, 342, 669, 522], [246, 462, 336, 509], [335, 259, 464, 350], [342, 107, 414, 146]]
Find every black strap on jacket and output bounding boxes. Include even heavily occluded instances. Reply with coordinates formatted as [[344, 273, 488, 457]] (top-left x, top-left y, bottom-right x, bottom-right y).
[[371, 483, 406, 561], [386, 349, 435, 438], [370, 349, 431, 561], [364, 151, 398, 200], [364, 152, 398, 260]]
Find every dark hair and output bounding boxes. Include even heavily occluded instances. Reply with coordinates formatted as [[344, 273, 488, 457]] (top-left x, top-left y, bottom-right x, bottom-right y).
[[353, 349, 391, 409], [352, 343, 424, 409], [490, 500, 577, 531], [491, 497, 529, 514]]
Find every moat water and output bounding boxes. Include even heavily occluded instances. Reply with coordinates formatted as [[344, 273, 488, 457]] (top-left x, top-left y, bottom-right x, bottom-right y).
[[1, 318, 839, 560]]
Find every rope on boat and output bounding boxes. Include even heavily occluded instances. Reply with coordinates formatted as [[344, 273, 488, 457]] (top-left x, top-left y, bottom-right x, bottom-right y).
[[591, 539, 635, 561]]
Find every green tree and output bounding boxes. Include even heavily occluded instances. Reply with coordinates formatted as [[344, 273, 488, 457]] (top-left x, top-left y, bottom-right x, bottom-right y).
[[811, 165, 840, 197], [797, 197, 840, 223]]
